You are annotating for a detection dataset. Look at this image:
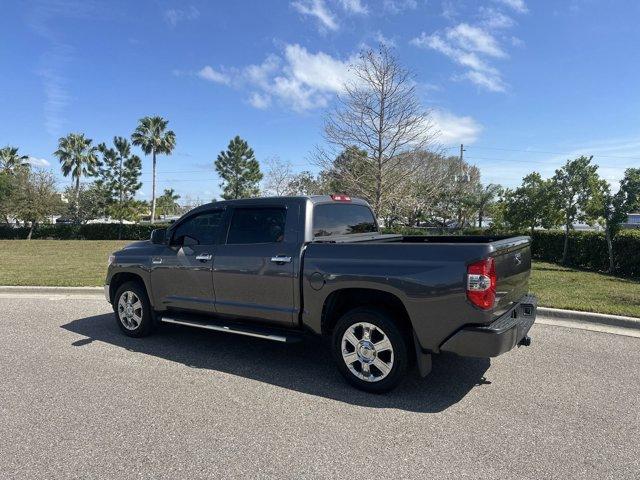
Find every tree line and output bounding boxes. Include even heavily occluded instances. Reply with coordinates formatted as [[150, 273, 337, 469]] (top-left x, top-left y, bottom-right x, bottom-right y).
[[495, 158, 640, 271]]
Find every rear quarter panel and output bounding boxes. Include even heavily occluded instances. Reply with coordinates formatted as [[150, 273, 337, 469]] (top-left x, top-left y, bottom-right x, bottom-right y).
[[302, 242, 495, 351]]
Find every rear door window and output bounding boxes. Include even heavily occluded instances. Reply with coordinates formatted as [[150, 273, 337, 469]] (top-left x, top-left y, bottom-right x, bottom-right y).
[[313, 204, 377, 237], [226, 207, 287, 244]]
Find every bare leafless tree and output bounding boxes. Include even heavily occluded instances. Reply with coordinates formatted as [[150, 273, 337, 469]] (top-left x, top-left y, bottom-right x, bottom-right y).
[[263, 156, 295, 196], [319, 45, 440, 217], [392, 151, 451, 227]]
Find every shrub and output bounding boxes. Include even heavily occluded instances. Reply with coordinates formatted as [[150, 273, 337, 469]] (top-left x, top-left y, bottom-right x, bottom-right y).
[[614, 230, 640, 277], [0, 223, 170, 241], [529, 230, 609, 271]]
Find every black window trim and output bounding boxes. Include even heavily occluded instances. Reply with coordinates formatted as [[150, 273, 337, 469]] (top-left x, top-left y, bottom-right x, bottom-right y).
[[224, 205, 289, 245]]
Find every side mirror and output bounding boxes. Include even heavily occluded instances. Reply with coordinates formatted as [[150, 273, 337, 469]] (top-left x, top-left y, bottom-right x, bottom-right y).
[[150, 228, 167, 245]]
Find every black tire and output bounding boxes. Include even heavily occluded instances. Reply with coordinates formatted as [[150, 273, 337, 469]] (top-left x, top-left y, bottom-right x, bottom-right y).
[[332, 307, 409, 393], [113, 281, 155, 338]]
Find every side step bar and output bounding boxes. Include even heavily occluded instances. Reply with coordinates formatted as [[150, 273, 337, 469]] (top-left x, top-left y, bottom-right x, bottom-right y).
[[160, 316, 300, 343]]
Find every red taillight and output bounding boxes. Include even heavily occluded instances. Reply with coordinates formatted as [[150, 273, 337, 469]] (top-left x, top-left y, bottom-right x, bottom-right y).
[[466, 257, 497, 310], [331, 194, 351, 202]]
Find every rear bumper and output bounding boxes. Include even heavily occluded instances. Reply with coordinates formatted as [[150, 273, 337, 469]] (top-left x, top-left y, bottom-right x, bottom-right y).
[[440, 294, 537, 358]]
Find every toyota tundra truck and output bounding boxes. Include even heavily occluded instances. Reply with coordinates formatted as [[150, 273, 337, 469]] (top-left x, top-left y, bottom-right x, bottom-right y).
[[105, 195, 536, 393]]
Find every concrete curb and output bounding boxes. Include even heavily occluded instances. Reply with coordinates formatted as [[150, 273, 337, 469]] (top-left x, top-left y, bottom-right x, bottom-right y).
[[537, 307, 640, 331], [0, 286, 103, 296]]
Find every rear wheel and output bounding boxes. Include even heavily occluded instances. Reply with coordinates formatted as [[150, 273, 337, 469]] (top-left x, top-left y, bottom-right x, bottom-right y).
[[332, 308, 409, 393], [114, 281, 155, 337]]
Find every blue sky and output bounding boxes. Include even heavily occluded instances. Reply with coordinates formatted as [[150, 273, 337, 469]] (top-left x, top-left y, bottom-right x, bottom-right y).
[[2, 0, 640, 201]]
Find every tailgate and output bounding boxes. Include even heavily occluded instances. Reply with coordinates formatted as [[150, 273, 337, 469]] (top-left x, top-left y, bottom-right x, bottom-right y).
[[492, 237, 531, 311]]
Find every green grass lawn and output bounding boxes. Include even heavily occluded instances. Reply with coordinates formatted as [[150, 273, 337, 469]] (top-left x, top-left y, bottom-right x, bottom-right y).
[[0, 240, 128, 287], [0, 240, 638, 317], [530, 261, 640, 318]]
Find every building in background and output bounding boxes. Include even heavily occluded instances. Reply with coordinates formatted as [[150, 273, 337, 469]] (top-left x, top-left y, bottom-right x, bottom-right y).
[[623, 212, 640, 229]]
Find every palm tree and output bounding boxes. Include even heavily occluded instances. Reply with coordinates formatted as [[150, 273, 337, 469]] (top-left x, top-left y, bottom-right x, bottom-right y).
[[474, 183, 502, 228], [131, 116, 176, 223], [0, 146, 29, 174], [156, 188, 181, 217], [53, 133, 99, 199]]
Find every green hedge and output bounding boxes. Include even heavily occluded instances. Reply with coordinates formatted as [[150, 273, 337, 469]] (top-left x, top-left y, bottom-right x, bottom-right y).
[[613, 230, 640, 277], [524, 230, 640, 277], [0, 223, 170, 241]]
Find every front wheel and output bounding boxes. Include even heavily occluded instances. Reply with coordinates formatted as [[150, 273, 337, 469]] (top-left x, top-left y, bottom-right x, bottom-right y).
[[332, 308, 409, 393], [113, 281, 155, 337]]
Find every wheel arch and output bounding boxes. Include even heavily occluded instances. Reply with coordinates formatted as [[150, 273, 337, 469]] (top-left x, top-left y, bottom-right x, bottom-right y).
[[109, 271, 149, 304], [320, 288, 412, 336]]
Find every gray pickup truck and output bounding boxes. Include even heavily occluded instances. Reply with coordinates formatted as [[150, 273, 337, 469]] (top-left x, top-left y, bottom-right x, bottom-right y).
[[105, 195, 536, 392]]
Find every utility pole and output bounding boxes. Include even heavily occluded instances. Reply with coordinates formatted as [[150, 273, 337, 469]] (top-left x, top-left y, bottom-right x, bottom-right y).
[[458, 144, 467, 182]]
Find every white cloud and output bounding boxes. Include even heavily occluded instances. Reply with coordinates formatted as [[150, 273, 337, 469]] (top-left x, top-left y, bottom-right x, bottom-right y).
[[26, 157, 51, 168], [248, 92, 271, 109], [164, 6, 200, 27], [411, 30, 507, 92], [40, 62, 71, 136], [383, 0, 418, 14], [478, 6, 515, 29], [374, 31, 396, 48], [441, 1, 458, 19], [244, 55, 280, 87], [339, 0, 368, 14], [492, 0, 528, 14], [431, 110, 482, 145], [458, 70, 506, 93], [446, 23, 506, 58], [198, 66, 231, 85], [265, 44, 355, 111], [284, 44, 353, 92], [511, 36, 524, 47], [196, 44, 355, 112], [411, 0, 528, 93], [291, 0, 338, 31]]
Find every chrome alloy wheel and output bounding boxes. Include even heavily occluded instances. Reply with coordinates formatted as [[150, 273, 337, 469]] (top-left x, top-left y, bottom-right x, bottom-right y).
[[117, 290, 143, 330], [341, 322, 394, 382]]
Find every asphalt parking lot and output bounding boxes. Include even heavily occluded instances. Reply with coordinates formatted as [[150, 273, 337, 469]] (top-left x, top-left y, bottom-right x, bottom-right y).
[[0, 295, 638, 479]]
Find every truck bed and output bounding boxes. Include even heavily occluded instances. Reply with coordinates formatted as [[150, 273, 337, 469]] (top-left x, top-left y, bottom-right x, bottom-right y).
[[302, 234, 532, 351]]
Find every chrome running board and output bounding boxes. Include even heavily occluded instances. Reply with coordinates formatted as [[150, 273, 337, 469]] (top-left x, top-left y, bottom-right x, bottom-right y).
[[160, 316, 295, 343]]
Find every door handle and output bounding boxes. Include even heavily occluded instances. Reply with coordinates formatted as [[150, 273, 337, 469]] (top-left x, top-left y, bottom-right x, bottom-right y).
[[270, 255, 292, 264], [152, 257, 163, 265], [196, 253, 213, 261]]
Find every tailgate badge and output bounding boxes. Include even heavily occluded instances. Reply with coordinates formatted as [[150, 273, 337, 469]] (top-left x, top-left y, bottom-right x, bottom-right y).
[[514, 253, 522, 265]]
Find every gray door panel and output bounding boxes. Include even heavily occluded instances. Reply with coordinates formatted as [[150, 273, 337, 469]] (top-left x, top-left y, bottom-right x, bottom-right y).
[[213, 206, 297, 326], [213, 244, 296, 325], [151, 244, 215, 312], [150, 209, 224, 313]]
